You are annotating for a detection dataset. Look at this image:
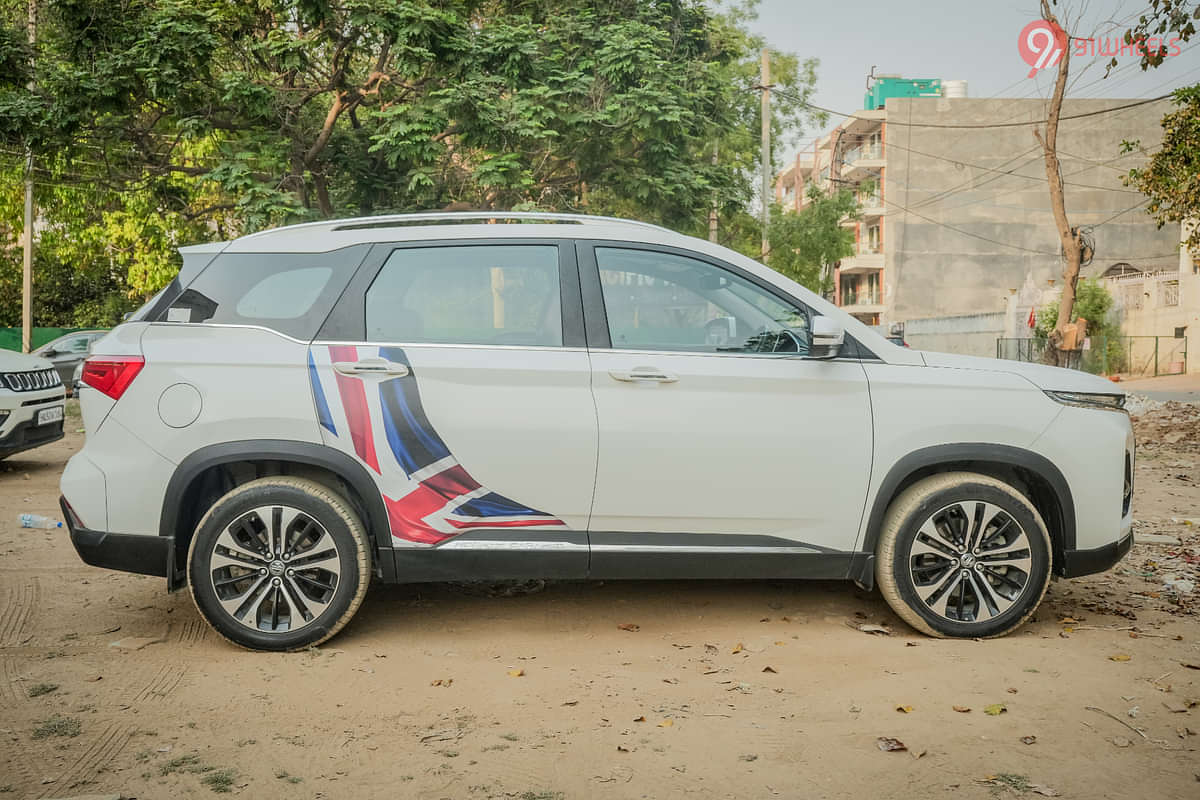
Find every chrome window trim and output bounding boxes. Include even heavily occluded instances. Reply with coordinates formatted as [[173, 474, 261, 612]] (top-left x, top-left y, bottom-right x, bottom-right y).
[[313, 339, 589, 354]]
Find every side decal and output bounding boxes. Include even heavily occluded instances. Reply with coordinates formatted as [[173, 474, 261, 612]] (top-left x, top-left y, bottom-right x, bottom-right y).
[[308, 345, 566, 545]]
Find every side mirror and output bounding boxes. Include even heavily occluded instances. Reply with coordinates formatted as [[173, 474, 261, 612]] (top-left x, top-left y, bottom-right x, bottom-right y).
[[808, 316, 844, 359], [122, 312, 134, 322], [41, 348, 57, 357]]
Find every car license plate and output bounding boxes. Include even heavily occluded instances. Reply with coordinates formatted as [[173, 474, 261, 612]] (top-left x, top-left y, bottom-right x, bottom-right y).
[[37, 406, 64, 426]]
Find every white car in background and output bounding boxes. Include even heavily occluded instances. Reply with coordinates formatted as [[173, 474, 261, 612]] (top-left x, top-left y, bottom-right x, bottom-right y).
[[0, 349, 66, 460], [60, 212, 1134, 650]]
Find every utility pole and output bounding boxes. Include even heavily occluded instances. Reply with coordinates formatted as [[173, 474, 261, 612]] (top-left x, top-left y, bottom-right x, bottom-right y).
[[21, 0, 36, 353], [759, 48, 770, 262], [708, 141, 718, 243]]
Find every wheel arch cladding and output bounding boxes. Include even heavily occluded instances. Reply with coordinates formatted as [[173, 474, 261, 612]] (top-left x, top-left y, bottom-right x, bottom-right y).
[[862, 444, 1075, 575], [160, 440, 390, 584]]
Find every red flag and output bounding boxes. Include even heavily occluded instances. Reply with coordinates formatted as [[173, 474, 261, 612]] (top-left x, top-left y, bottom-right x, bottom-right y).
[[1027, 307, 1036, 328]]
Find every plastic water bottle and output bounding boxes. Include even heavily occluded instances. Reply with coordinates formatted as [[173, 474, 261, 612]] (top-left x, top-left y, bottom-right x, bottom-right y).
[[18, 513, 62, 529]]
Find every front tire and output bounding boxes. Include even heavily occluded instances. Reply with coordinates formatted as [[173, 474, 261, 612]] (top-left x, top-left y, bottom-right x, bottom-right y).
[[875, 472, 1052, 638], [187, 477, 371, 651]]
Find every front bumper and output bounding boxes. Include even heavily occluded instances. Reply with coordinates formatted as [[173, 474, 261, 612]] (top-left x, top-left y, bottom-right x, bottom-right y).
[[60, 496, 170, 578], [0, 415, 65, 457], [1060, 530, 1133, 578]]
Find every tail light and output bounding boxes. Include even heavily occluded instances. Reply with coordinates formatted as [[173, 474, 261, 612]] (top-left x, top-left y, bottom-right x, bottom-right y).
[[81, 356, 145, 400]]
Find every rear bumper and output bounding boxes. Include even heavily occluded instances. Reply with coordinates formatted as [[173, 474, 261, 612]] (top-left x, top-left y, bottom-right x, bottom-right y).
[[0, 416, 64, 457], [1060, 530, 1133, 578], [60, 496, 170, 578]]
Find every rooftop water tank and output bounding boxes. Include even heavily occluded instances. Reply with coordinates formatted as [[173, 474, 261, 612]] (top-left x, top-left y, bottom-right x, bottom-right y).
[[943, 80, 968, 98]]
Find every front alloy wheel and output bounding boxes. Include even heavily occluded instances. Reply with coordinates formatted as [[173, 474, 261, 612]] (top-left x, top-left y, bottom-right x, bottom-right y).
[[188, 477, 370, 651], [876, 472, 1052, 638]]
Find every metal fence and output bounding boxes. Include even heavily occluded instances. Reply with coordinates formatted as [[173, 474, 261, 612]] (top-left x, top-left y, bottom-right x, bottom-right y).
[[996, 335, 1187, 377]]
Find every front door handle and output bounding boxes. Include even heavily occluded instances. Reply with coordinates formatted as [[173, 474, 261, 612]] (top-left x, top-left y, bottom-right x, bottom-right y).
[[608, 367, 678, 383], [333, 358, 410, 377]]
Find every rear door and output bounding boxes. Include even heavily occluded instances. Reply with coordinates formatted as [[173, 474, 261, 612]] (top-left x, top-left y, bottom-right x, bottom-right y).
[[309, 240, 596, 578], [580, 243, 874, 576]]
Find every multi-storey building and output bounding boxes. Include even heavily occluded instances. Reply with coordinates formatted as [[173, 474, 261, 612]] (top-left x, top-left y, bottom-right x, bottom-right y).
[[776, 76, 1180, 353]]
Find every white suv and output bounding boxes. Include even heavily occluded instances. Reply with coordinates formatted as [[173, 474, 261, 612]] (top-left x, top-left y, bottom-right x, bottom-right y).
[[1, 349, 66, 460], [61, 213, 1134, 650]]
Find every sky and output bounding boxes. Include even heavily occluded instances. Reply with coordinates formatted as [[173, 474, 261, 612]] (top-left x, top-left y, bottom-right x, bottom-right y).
[[741, 0, 1200, 161]]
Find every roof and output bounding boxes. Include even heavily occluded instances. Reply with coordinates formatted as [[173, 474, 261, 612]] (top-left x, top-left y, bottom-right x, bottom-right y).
[[217, 212, 692, 253]]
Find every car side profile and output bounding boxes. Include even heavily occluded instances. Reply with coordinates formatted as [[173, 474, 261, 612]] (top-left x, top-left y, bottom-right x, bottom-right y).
[[60, 212, 1134, 650]]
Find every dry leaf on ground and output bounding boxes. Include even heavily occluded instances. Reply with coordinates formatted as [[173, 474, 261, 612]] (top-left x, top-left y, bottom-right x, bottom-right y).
[[762, 666, 777, 674], [896, 705, 913, 713], [658, 719, 674, 728], [1109, 653, 1131, 662], [507, 669, 524, 678], [952, 705, 971, 713], [857, 624, 892, 635], [983, 703, 1007, 716], [876, 737, 907, 752], [731, 643, 744, 654], [617, 623, 640, 632], [1020, 735, 1037, 745]]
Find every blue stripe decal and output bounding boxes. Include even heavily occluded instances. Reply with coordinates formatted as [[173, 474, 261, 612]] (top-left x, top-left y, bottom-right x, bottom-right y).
[[455, 492, 545, 518], [379, 378, 420, 475], [308, 351, 337, 435]]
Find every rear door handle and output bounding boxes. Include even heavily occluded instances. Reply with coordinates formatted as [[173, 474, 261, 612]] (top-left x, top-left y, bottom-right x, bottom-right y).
[[608, 367, 678, 383], [333, 358, 410, 377]]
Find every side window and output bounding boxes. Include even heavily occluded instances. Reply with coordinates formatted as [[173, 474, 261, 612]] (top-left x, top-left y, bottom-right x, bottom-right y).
[[64, 336, 92, 354], [594, 247, 811, 355], [158, 245, 368, 340], [365, 245, 562, 347]]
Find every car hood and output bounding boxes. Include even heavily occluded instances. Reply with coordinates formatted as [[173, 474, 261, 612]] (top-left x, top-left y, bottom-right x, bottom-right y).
[[0, 349, 53, 371], [918, 350, 1123, 394]]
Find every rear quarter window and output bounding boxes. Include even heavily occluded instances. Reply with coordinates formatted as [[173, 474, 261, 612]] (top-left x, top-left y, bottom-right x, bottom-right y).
[[157, 245, 369, 340]]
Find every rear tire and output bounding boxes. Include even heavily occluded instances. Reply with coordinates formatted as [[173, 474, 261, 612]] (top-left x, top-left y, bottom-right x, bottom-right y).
[[875, 472, 1052, 639], [187, 477, 371, 651]]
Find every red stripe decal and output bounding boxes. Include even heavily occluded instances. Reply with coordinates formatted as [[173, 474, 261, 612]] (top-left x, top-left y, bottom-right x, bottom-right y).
[[383, 488, 454, 544], [445, 517, 566, 529], [328, 345, 380, 474]]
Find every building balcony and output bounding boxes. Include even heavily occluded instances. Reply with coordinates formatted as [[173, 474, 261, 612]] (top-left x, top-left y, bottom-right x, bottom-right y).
[[841, 109, 886, 137], [839, 253, 884, 274], [840, 300, 885, 315], [842, 154, 885, 182]]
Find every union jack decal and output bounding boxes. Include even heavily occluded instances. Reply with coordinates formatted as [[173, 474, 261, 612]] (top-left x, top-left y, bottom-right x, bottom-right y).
[[307, 345, 567, 545]]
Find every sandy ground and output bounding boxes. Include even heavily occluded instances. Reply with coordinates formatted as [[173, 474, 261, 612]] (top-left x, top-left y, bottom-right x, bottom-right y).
[[1, 405, 1198, 800]]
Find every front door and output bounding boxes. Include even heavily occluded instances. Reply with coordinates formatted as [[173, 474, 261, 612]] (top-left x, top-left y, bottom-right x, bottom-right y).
[[582, 244, 873, 575], [308, 241, 597, 578]]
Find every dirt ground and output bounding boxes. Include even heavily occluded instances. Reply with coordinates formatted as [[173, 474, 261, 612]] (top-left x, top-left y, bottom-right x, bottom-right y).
[[1, 400, 1198, 800]]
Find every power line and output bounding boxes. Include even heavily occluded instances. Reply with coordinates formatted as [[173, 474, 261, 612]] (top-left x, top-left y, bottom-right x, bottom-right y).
[[771, 88, 1173, 129]]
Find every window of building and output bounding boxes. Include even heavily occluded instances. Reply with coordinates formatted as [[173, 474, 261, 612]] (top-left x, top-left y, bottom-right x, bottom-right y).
[[1160, 280, 1180, 307], [595, 247, 810, 355], [1175, 326, 1187, 339], [365, 245, 562, 346]]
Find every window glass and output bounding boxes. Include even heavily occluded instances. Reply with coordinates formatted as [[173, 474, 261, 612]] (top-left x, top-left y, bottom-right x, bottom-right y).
[[365, 245, 562, 346], [158, 245, 368, 340], [595, 247, 810, 355]]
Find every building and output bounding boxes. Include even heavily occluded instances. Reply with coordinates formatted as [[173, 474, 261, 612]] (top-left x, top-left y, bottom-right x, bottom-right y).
[[1103, 225, 1198, 374], [776, 76, 1180, 353]]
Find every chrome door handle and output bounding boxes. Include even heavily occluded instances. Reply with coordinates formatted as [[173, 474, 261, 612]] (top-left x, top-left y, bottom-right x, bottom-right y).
[[608, 367, 678, 383], [333, 358, 410, 377]]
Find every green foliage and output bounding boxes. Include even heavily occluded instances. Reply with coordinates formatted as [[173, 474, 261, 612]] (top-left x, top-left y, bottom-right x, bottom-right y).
[[1123, 84, 1200, 253], [0, 0, 822, 326], [1035, 278, 1126, 373], [1113, 0, 1199, 71]]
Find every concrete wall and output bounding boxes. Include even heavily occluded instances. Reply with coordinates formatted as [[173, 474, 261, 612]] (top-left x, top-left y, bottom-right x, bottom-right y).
[[883, 97, 1179, 329], [904, 311, 1006, 357]]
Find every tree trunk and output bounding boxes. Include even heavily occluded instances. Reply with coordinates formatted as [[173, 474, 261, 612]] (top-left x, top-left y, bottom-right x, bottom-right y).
[[1036, 0, 1084, 367]]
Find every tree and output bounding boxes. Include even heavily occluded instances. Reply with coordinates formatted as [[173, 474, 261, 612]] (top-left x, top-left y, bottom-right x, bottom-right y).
[[1115, 0, 1199, 71], [1123, 85, 1200, 253], [1036, 0, 1195, 365], [0, 0, 822, 326], [1035, 278, 1126, 373]]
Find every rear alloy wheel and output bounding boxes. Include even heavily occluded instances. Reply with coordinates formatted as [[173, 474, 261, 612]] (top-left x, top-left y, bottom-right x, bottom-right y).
[[876, 472, 1052, 638], [188, 477, 370, 651]]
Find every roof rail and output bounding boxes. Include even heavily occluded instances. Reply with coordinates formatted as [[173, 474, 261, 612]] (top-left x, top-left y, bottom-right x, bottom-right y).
[[235, 211, 675, 242]]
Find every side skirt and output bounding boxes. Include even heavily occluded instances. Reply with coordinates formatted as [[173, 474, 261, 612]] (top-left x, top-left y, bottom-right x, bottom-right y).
[[385, 530, 867, 584]]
